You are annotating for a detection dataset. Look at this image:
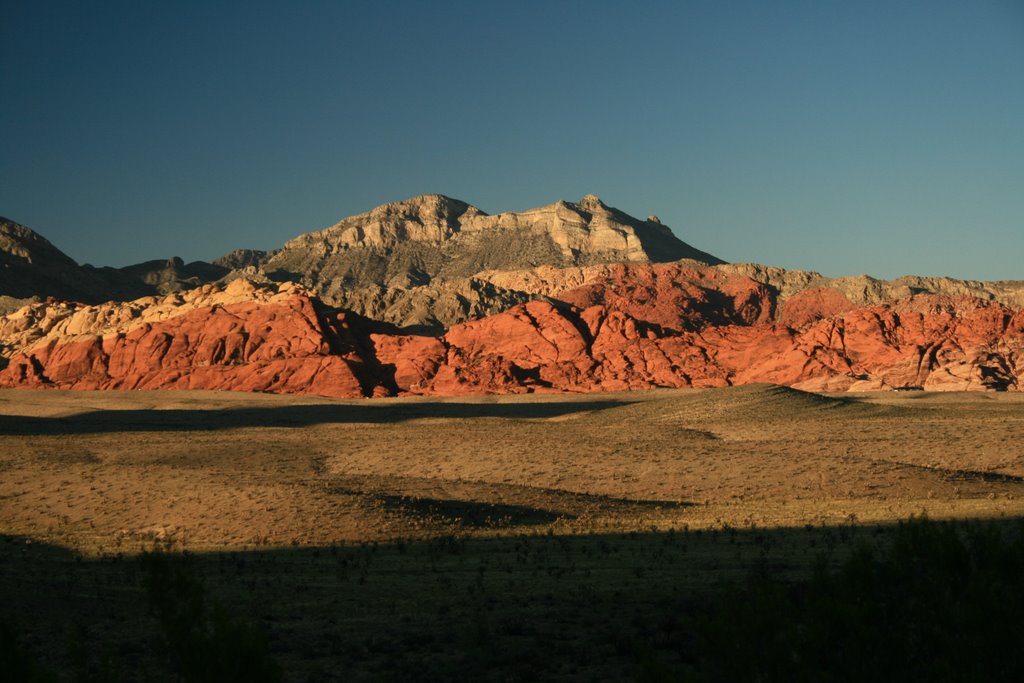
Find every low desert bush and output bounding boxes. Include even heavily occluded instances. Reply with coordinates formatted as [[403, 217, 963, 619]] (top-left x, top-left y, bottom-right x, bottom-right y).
[[140, 552, 282, 683], [639, 517, 1024, 682]]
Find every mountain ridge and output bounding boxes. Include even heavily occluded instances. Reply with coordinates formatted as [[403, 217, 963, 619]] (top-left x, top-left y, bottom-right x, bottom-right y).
[[0, 194, 723, 324], [3, 196, 1023, 339], [2, 272, 1020, 396], [251, 193, 723, 330], [3, 197, 1023, 396]]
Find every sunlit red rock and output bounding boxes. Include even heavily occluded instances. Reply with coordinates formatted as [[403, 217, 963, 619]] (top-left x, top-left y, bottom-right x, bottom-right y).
[[1, 271, 1022, 397], [0, 289, 373, 397]]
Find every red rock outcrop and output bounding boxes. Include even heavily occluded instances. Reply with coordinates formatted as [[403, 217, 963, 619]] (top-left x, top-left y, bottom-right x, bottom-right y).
[[371, 294, 1022, 395], [0, 283, 396, 398], [1, 270, 1022, 397]]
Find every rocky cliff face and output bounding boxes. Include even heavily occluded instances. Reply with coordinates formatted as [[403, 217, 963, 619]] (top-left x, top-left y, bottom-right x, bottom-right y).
[[244, 193, 723, 330], [386, 293, 1022, 395], [268, 193, 719, 268], [2, 267, 1021, 397]]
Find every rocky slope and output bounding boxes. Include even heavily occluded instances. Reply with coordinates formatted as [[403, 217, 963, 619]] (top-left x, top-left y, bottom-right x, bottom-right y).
[[2, 266, 1021, 396], [478, 262, 1024, 317], [264, 193, 720, 276], [0, 218, 151, 312], [0, 279, 393, 397], [233, 193, 723, 330], [10, 198, 1024, 334], [117, 256, 230, 294], [2, 195, 724, 329]]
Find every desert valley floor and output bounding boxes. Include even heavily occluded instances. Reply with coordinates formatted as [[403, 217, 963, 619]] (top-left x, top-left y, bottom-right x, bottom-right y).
[[3, 385, 1024, 680]]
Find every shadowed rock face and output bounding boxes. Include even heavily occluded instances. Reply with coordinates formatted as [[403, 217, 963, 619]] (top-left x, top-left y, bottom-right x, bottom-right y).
[[0, 218, 151, 311], [117, 256, 230, 294], [212, 248, 267, 270], [2, 267, 1022, 396]]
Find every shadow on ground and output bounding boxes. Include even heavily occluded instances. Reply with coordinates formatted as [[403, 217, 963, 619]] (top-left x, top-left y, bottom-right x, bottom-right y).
[[325, 477, 693, 527], [374, 495, 568, 527], [0, 399, 636, 435], [3, 516, 1024, 682]]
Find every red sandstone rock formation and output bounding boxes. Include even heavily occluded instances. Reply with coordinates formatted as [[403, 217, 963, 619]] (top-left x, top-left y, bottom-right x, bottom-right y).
[[373, 294, 1023, 395], [1, 270, 1021, 397], [0, 285, 395, 398]]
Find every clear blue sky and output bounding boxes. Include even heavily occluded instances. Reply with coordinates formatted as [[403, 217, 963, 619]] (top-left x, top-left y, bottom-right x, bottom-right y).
[[2, 1, 1022, 280]]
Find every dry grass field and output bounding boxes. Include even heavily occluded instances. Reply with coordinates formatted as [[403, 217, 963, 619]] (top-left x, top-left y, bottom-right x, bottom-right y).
[[2, 385, 1024, 680]]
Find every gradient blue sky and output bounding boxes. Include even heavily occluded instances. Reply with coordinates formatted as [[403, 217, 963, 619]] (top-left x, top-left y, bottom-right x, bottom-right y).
[[2, 1, 1022, 279]]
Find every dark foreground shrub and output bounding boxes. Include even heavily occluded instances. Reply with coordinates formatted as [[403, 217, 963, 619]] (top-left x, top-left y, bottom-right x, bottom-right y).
[[141, 552, 282, 683], [642, 517, 1024, 682], [0, 618, 57, 683]]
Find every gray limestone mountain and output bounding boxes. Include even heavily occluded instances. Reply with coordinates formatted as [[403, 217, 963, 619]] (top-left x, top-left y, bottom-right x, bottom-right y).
[[2, 194, 725, 328], [265, 193, 722, 276], [213, 249, 268, 270], [239, 193, 725, 331], [0, 217, 150, 313], [5, 196, 1024, 334]]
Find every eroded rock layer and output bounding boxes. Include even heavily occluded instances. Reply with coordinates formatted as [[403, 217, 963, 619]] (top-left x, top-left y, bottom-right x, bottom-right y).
[[1, 265, 1021, 396]]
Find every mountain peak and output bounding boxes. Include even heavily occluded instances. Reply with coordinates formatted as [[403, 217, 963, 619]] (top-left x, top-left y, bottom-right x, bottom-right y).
[[576, 194, 606, 211], [368, 193, 478, 218], [257, 193, 726, 330]]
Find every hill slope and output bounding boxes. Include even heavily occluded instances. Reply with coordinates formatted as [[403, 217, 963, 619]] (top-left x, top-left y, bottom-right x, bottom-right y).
[[240, 193, 723, 331], [0, 217, 150, 311]]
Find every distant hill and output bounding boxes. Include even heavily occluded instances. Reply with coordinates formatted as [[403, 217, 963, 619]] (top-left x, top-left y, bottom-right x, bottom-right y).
[[0, 217, 150, 311], [117, 256, 229, 294]]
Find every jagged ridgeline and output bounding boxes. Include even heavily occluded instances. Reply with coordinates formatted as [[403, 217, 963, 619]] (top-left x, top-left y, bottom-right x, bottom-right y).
[[5, 196, 1024, 395], [1, 195, 724, 330], [250, 194, 723, 332], [264, 193, 720, 282], [5, 195, 1024, 335]]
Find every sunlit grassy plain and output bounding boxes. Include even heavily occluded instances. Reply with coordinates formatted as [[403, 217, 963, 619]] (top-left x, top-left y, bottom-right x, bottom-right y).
[[2, 385, 1023, 680]]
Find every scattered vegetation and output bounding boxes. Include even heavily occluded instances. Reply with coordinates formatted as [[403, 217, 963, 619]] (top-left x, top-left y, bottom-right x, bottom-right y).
[[640, 516, 1024, 682], [4, 517, 1024, 680], [4, 389, 1024, 679]]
